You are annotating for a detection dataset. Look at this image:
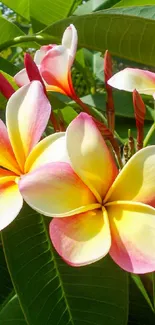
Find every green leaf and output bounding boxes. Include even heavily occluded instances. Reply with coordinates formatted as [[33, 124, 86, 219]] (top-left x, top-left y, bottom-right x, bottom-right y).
[[0, 16, 24, 46], [1, 0, 29, 20], [55, 105, 78, 125], [40, 5, 155, 66], [93, 52, 104, 82], [48, 90, 154, 121], [114, 0, 155, 8], [77, 92, 154, 121], [0, 57, 19, 76], [30, 0, 76, 28], [0, 243, 12, 306], [2, 204, 128, 325], [74, 0, 120, 15], [113, 117, 153, 142], [128, 275, 155, 325], [0, 242, 26, 324], [1, 0, 77, 32], [0, 292, 27, 325]]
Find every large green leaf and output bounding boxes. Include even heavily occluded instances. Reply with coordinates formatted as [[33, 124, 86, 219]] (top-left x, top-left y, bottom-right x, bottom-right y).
[[114, 0, 155, 8], [115, 118, 154, 143], [74, 0, 120, 15], [2, 204, 128, 325], [0, 16, 24, 46], [1, 0, 29, 20], [48, 90, 154, 121], [0, 57, 19, 75], [128, 275, 155, 325], [0, 243, 12, 306], [40, 5, 155, 66], [1, 0, 77, 31], [0, 292, 27, 325], [74, 92, 154, 120], [0, 240, 26, 324], [30, 0, 76, 27]]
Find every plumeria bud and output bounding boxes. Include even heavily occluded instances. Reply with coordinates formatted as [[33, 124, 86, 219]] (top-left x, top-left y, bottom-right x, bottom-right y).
[[104, 50, 115, 133], [104, 50, 113, 90], [133, 89, 146, 150], [24, 53, 46, 93], [0, 73, 15, 99]]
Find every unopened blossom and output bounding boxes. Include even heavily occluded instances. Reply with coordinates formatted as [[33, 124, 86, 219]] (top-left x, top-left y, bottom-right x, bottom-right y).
[[20, 112, 155, 274], [0, 80, 68, 230], [14, 24, 77, 98]]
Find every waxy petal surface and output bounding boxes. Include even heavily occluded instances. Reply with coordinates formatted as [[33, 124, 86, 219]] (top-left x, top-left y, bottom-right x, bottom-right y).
[[6, 81, 51, 172], [14, 68, 30, 87], [108, 68, 155, 96], [25, 132, 69, 172], [40, 45, 71, 95], [50, 208, 111, 266], [105, 146, 155, 207], [66, 113, 118, 202], [0, 120, 21, 174], [0, 174, 23, 230], [62, 24, 77, 69], [106, 201, 155, 273], [34, 45, 54, 64], [19, 162, 99, 217]]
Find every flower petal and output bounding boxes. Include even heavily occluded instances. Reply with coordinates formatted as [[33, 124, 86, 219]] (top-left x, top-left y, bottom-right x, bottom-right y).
[[106, 201, 155, 273], [40, 45, 72, 95], [14, 68, 30, 87], [25, 132, 69, 172], [6, 81, 51, 172], [62, 24, 77, 69], [34, 45, 54, 64], [0, 168, 17, 178], [105, 146, 155, 207], [50, 207, 111, 266], [0, 120, 21, 174], [108, 68, 155, 96], [19, 162, 100, 217], [0, 175, 23, 230], [66, 112, 118, 202]]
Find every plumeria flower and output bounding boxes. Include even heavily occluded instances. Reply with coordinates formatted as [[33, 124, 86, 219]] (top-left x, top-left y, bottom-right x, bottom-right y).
[[0, 80, 68, 230], [20, 112, 155, 273], [14, 24, 78, 98], [108, 68, 155, 98]]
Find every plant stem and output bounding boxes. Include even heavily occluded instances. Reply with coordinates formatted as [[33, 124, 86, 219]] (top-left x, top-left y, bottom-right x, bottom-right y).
[[143, 123, 155, 147], [0, 35, 59, 51]]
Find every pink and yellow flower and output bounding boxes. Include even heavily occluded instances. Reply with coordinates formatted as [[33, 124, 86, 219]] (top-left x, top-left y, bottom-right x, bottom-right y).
[[14, 24, 77, 98], [19, 112, 155, 274], [0, 80, 68, 230], [108, 68, 155, 98]]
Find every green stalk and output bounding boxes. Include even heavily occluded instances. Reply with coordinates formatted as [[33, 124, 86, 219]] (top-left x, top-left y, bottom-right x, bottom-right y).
[[0, 35, 58, 51], [143, 123, 155, 147]]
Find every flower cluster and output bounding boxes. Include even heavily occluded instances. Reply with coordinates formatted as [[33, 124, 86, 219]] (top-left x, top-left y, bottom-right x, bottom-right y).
[[1, 24, 155, 274]]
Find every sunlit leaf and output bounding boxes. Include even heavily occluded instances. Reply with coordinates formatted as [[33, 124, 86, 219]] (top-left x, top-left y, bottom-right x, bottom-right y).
[[0, 16, 24, 46], [40, 5, 155, 66], [2, 204, 128, 325]]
